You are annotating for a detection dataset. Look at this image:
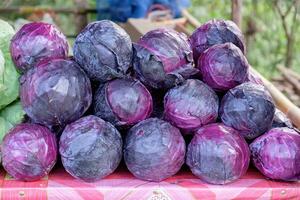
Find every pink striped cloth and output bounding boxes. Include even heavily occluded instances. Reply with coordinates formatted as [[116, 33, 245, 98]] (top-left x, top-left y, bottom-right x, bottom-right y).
[[0, 167, 299, 200]]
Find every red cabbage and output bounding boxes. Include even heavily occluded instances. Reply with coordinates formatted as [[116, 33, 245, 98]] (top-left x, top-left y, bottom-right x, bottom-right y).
[[10, 22, 68, 72], [250, 127, 300, 181], [133, 28, 197, 89], [198, 43, 249, 91], [189, 19, 245, 64], [20, 58, 92, 127], [186, 123, 250, 184], [73, 20, 132, 82], [93, 78, 153, 127], [164, 79, 219, 133], [124, 118, 185, 181], [1, 123, 57, 181], [220, 82, 275, 140], [59, 115, 122, 182]]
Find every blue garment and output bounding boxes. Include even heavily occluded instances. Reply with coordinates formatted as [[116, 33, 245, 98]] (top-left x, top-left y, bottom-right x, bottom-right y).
[[97, 0, 190, 22]]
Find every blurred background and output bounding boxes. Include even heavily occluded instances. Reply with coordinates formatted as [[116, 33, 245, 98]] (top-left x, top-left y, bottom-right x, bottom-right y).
[[0, 0, 299, 105]]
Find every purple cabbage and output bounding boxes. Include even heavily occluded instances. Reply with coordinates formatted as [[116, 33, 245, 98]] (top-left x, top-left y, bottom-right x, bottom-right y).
[[186, 123, 250, 185], [220, 82, 275, 140], [1, 123, 57, 181], [133, 28, 197, 89], [164, 79, 219, 133], [59, 115, 122, 182], [10, 22, 68, 72], [73, 20, 132, 82], [250, 127, 300, 181], [198, 43, 249, 91], [20, 58, 92, 127], [272, 109, 293, 128], [189, 19, 245, 64], [124, 118, 185, 181], [246, 69, 264, 85], [93, 78, 153, 127]]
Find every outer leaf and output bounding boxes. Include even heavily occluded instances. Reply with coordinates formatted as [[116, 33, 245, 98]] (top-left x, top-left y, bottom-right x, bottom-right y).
[[0, 20, 19, 110], [0, 50, 4, 91], [0, 117, 13, 142], [0, 100, 25, 126], [0, 52, 20, 109], [0, 101, 25, 141], [0, 19, 14, 39]]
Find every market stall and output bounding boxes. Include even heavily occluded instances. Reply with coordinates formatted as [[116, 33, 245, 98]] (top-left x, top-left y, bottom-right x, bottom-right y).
[[0, 1, 299, 200]]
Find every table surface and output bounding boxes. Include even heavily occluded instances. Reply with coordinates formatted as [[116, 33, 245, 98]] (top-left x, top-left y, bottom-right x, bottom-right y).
[[0, 166, 299, 200]]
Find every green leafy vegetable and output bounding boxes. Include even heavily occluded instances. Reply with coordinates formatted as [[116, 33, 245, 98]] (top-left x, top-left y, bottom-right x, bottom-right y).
[[0, 19, 20, 109], [0, 101, 25, 141], [0, 20, 14, 39]]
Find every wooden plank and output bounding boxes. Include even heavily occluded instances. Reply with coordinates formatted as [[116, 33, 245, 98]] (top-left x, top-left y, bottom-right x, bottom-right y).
[[231, 0, 243, 28], [175, 23, 192, 36], [123, 18, 187, 42], [74, 0, 88, 34], [181, 9, 200, 28]]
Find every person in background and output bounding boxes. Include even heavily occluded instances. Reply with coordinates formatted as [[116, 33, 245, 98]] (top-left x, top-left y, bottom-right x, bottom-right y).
[[97, 0, 190, 22]]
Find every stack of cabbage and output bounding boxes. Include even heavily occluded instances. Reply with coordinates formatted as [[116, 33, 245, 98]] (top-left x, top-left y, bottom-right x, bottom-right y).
[[2, 19, 299, 184]]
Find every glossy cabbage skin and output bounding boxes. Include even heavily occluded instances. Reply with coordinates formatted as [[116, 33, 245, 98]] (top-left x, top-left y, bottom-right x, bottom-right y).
[[246, 68, 264, 85], [124, 118, 185, 182], [272, 109, 293, 128], [1, 123, 57, 181], [10, 22, 68, 72], [189, 19, 245, 64], [73, 20, 132, 82], [198, 43, 249, 91], [60, 115, 122, 182], [220, 82, 275, 140], [93, 78, 153, 127], [164, 79, 219, 132], [250, 127, 300, 181], [20, 58, 92, 127], [186, 123, 250, 185], [133, 28, 197, 89]]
